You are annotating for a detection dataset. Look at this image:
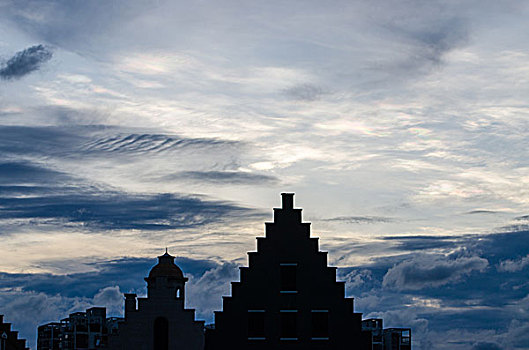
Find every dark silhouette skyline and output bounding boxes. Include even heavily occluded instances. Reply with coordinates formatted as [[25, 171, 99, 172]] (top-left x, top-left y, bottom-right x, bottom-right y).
[[36, 193, 411, 350]]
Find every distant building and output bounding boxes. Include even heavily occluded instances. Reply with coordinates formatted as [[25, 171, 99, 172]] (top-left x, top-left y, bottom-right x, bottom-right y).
[[36, 322, 61, 350], [205, 193, 372, 349], [383, 328, 411, 350], [0, 315, 29, 350], [37, 307, 121, 350], [108, 251, 205, 350], [362, 319, 384, 350]]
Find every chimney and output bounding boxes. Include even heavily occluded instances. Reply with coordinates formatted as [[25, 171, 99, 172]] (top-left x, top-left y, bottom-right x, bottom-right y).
[[124, 293, 137, 318], [281, 193, 294, 210]]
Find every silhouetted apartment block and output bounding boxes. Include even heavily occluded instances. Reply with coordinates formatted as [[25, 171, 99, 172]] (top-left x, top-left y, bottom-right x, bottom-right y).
[[37, 307, 119, 350], [383, 328, 411, 350], [37, 322, 61, 350], [108, 251, 205, 350], [362, 319, 384, 350], [205, 193, 371, 350]]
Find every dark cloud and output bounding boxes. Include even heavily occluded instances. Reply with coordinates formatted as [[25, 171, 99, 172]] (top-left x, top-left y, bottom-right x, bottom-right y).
[[0, 181, 253, 231], [382, 254, 488, 290], [0, 125, 84, 157], [168, 171, 278, 185], [472, 342, 503, 350], [465, 210, 501, 215], [0, 162, 68, 185], [371, 9, 469, 79], [0, 44, 52, 80], [0, 159, 257, 232], [408, 18, 468, 65], [325, 216, 394, 224], [382, 235, 459, 251]]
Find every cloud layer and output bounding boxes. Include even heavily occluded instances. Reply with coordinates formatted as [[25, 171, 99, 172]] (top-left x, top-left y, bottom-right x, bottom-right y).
[[1, 1, 529, 349]]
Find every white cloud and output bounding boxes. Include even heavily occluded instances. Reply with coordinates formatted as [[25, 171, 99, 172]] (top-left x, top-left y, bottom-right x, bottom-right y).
[[498, 254, 529, 272], [383, 255, 488, 290]]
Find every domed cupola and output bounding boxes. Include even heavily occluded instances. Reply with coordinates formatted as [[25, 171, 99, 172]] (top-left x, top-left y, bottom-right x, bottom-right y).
[[148, 251, 185, 280], [145, 249, 188, 301]]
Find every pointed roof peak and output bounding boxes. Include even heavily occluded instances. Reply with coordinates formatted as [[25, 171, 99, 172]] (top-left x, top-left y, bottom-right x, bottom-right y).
[[158, 247, 175, 262], [159, 248, 174, 259]]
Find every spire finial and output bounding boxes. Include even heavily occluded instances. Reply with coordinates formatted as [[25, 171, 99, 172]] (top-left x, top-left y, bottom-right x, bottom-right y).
[[165, 247, 168, 254]]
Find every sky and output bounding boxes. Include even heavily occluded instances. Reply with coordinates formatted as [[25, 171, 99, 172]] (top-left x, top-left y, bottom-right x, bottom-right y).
[[0, 0, 529, 348]]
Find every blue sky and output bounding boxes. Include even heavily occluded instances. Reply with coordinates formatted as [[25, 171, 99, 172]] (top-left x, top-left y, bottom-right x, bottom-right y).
[[1, 1, 529, 349]]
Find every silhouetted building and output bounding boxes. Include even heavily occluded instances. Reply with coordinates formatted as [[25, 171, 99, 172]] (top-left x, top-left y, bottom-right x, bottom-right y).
[[205, 193, 372, 349], [37, 308, 120, 350], [36, 193, 412, 349], [383, 328, 411, 350], [362, 319, 384, 350], [0, 315, 30, 350], [37, 322, 61, 350], [109, 251, 205, 350]]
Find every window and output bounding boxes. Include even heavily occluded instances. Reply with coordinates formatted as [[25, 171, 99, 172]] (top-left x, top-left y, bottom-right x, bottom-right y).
[[248, 310, 265, 340], [311, 310, 329, 339], [280, 310, 297, 340], [280, 263, 297, 292]]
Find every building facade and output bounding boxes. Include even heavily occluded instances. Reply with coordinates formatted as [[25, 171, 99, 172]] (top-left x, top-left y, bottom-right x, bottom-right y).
[[382, 328, 411, 350], [205, 193, 371, 349], [37, 307, 118, 350], [108, 251, 204, 350], [362, 319, 384, 350]]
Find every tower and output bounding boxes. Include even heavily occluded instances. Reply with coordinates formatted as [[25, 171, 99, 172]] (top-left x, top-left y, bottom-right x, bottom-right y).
[[110, 251, 204, 350], [145, 250, 187, 302], [206, 193, 368, 350]]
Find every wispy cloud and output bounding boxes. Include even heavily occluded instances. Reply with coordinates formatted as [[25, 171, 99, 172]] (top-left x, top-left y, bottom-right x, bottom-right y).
[[167, 171, 278, 185], [0, 45, 52, 80], [325, 216, 395, 224]]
